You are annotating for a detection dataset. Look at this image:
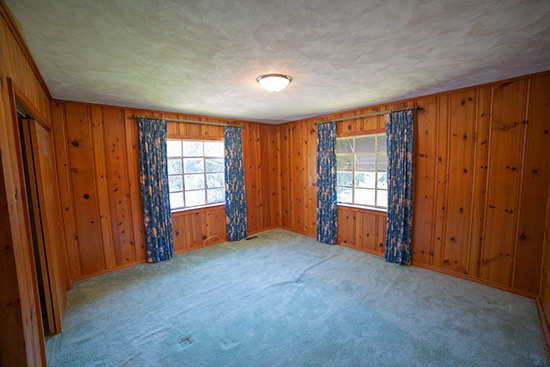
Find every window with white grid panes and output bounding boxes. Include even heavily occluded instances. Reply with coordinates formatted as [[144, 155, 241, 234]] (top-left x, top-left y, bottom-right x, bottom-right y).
[[336, 134, 388, 210], [166, 140, 225, 210]]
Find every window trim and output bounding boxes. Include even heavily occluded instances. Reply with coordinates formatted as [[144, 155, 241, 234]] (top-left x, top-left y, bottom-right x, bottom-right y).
[[167, 138, 225, 211], [171, 202, 225, 216], [336, 133, 388, 211]]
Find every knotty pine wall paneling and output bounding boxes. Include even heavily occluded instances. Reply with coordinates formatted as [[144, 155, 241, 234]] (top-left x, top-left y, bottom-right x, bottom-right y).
[[280, 72, 550, 296], [481, 80, 527, 286], [52, 101, 281, 280], [0, 2, 57, 365], [516, 75, 550, 292], [242, 121, 281, 233]]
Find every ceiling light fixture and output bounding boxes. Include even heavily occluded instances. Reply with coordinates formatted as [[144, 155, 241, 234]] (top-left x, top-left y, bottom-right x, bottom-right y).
[[256, 74, 292, 92]]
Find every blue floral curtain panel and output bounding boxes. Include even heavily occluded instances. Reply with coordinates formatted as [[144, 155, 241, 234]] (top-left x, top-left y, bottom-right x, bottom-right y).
[[316, 121, 337, 245], [138, 118, 174, 263], [384, 110, 414, 265], [224, 126, 248, 241]]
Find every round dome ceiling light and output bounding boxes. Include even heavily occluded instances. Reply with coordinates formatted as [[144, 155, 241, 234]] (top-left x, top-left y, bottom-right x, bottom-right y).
[[256, 74, 292, 92]]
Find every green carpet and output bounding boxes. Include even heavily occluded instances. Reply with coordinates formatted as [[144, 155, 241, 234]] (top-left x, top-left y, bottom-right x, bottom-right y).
[[46, 228, 548, 366]]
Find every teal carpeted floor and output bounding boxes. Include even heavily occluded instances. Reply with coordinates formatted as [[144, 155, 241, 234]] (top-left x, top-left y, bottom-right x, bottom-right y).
[[46, 228, 548, 366]]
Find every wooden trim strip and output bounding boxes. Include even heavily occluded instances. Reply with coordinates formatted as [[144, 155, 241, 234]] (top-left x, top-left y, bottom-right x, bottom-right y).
[[536, 296, 550, 356], [337, 204, 387, 216], [171, 203, 225, 217]]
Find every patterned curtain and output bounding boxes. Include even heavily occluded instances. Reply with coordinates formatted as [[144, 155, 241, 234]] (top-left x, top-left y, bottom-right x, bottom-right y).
[[138, 118, 174, 263], [224, 126, 248, 241], [384, 110, 414, 265], [316, 121, 337, 244]]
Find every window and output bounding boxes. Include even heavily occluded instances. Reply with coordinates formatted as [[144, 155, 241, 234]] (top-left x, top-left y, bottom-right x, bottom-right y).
[[167, 139, 225, 210], [336, 134, 388, 209]]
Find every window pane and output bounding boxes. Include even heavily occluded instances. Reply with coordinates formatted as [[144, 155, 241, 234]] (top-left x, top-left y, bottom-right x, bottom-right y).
[[207, 188, 224, 203], [185, 190, 205, 207], [337, 171, 352, 187], [205, 141, 224, 157], [377, 172, 387, 189], [378, 154, 388, 171], [168, 175, 183, 192], [336, 138, 354, 153], [205, 158, 224, 173], [337, 187, 352, 203], [167, 140, 182, 157], [354, 188, 375, 206], [206, 173, 224, 188], [355, 136, 376, 152], [183, 158, 204, 173], [168, 158, 182, 174], [337, 155, 353, 170], [355, 171, 375, 188], [355, 154, 376, 170], [169, 192, 184, 209], [184, 174, 205, 190], [377, 190, 388, 208], [377, 135, 387, 153], [182, 141, 203, 156]]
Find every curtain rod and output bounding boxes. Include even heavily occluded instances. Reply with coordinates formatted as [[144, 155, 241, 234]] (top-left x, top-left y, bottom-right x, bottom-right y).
[[131, 115, 245, 129], [314, 105, 421, 126]]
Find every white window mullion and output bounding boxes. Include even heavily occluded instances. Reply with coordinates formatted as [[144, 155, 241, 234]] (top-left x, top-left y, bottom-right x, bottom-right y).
[[336, 133, 387, 211]]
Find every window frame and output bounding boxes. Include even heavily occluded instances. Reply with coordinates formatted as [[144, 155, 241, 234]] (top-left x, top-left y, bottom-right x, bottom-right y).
[[336, 133, 388, 211], [167, 138, 225, 212]]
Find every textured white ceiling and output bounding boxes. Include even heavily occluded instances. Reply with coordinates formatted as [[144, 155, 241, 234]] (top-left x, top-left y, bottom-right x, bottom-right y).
[[6, 0, 550, 124]]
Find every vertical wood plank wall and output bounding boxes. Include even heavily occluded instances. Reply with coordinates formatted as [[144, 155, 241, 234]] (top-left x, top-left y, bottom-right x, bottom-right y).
[[0, 3, 53, 365], [52, 101, 280, 280], [279, 72, 550, 296]]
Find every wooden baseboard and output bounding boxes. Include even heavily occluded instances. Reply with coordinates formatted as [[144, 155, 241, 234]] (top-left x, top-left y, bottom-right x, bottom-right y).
[[72, 259, 147, 282], [71, 226, 278, 282], [411, 262, 537, 299], [279, 226, 315, 238], [248, 226, 278, 235], [280, 226, 537, 299], [173, 237, 225, 255], [71, 226, 538, 302], [536, 296, 550, 356], [339, 242, 384, 258]]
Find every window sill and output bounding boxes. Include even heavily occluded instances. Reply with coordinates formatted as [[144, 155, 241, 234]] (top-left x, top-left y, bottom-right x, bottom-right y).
[[337, 203, 387, 214], [171, 203, 225, 216]]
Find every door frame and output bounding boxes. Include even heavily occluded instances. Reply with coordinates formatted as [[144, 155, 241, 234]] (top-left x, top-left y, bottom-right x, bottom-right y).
[[5, 77, 49, 365]]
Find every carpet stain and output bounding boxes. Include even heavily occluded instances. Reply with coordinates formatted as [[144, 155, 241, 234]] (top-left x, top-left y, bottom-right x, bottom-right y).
[[178, 337, 192, 347]]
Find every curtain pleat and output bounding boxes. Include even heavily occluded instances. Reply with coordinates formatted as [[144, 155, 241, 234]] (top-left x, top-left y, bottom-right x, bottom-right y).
[[316, 121, 338, 244], [384, 111, 414, 265], [138, 118, 174, 263], [224, 126, 248, 241]]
